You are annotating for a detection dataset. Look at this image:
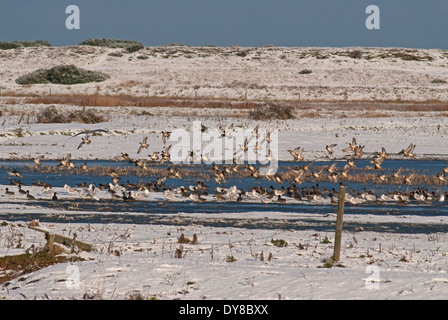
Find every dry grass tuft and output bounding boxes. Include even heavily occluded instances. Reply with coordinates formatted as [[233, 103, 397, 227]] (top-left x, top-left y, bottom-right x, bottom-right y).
[[36, 105, 107, 124], [0, 246, 83, 285], [23, 93, 268, 110]]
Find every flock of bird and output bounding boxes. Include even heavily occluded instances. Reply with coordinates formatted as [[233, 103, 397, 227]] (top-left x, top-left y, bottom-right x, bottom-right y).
[[2, 124, 448, 207]]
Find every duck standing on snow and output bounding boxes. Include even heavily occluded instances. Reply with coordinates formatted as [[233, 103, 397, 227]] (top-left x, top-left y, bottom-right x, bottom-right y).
[[26, 190, 35, 200], [42, 187, 54, 197], [87, 184, 100, 201], [78, 189, 89, 202], [64, 184, 78, 194]]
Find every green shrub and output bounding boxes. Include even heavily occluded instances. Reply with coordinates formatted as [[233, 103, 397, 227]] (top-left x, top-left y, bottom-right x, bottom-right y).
[[299, 69, 312, 74], [348, 50, 363, 59], [0, 40, 51, 50], [17, 69, 49, 84], [321, 236, 332, 244], [431, 79, 447, 84], [16, 65, 110, 85], [271, 239, 288, 247], [235, 50, 249, 57], [108, 52, 123, 57], [125, 43, 144, 53], [36, 106, 67, 123], [79, 38, 143, 52]]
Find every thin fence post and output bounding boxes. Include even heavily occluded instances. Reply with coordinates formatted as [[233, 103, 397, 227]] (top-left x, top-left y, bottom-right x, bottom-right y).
[[333, 184, 346, 262], [46, 233, 55, 252]]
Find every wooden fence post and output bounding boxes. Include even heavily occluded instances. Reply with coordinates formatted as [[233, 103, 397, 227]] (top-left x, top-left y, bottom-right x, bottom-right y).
[[29, 225, 93, 252], [333, 184, 346, 261], [46, 233, 55, 251]]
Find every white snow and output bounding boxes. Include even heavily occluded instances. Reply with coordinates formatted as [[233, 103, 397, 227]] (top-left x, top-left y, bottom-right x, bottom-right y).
[[0, 45, 448, 301], [0, 212, 447, 300]]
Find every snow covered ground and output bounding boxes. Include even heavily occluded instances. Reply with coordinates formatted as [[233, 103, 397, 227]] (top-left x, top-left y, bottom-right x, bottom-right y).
[[1, 45, 448, 102], [1, 103, 448, 163], [0, 214, 447, 300], [0, 104, 447, 301], [0, 45, 448, 301]]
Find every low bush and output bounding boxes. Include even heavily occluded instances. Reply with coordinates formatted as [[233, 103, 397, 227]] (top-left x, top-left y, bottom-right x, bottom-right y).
[[299, 69, 312, 74], [0, 40, 51, 50], [348, 50, 363, 59], [431, 79, 447, 84], [125, 43, 144, 53], [79, 38, 144, 52], [249, 103, 296, 120], [16, 65, 110, 85], [36, 105, 107, 124], [270, 239, 288, 247]]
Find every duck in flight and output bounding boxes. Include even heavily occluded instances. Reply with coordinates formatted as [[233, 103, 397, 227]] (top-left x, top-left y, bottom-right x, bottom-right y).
[[77, 135, 91, 149], [161, 131, 171, 144], [403, 172, 416, 185], [399, 143, 416, 158], [7, 170, 23, 179], [137, 137, 149, 154], [342, 138, 357, 153], [80, 162, 88, 172], [392, 167, 403, 180], [160, 145, 172, 163], [370, 156, 384, 170], [33, 155, 44, 166], [220, 123, 234, 138], [326, 144, 337, 156], [148, 151, 160, 161], [354, 145, 365, 158], [375, 147, 388, 159], [288, 147, 304, 161]]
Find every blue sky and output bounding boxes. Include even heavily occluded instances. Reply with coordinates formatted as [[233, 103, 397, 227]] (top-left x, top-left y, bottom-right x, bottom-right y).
[[1, 0, 447, 49]]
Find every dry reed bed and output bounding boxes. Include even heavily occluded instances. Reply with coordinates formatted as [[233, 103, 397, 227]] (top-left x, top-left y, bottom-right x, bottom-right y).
[[2, 92, 448, 108], [21, 94, 269, 110], [3, 94, 447, 120]]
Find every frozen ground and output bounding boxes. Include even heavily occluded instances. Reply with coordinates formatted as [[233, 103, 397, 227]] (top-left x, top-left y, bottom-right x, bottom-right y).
[[1, 45, 448, 101], [0, 104, 447, 301], [0, 45, 448, 301], [0, 103, 448, 163], [0, 215, 447, 300]]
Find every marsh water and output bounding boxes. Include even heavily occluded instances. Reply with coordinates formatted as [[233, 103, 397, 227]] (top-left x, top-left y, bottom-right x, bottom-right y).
[[1, 159, 448, 234]]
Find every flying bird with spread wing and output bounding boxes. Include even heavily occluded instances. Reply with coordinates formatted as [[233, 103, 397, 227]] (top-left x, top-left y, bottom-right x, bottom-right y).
[[137, 137, 149, 154]]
